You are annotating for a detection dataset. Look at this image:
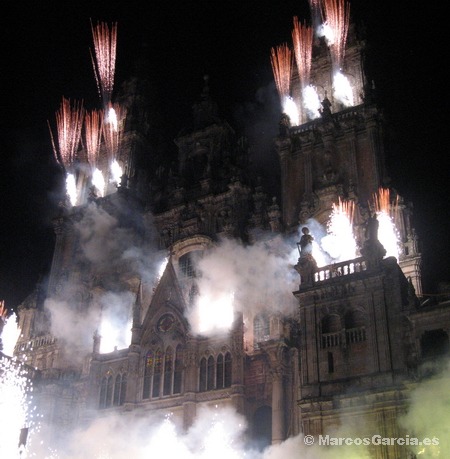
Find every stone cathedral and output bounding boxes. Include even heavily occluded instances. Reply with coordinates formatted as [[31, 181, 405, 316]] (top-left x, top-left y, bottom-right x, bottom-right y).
[[9, 18, 450, 459]]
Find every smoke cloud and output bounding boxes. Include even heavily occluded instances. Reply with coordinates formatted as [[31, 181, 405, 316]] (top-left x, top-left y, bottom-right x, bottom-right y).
[[186, 235, 299, 336]]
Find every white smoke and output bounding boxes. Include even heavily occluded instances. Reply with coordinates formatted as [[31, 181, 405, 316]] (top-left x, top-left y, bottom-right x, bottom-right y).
[[187, 236, 298, 336], [44, 201, 164, 359]]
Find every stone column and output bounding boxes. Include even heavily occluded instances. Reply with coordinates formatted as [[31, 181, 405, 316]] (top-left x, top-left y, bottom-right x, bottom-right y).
[[271, 367, 285, 444]]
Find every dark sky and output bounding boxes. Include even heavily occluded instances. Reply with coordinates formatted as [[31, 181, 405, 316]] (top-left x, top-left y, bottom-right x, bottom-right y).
[[1, 0, 449, 310]]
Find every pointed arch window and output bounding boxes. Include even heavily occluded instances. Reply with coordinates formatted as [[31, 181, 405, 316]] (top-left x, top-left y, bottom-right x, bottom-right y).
[[100, 373, 124, 409], [143, 346, 184, 400], [163, 346, 174, 396], [143, 350, 154, 399], [113, 373, 127, 406], [224, 352, 232, 387], [207, 355, 215, 390], [200, 357, 207, 392], [173, 345, 183, 394], [152, 349, 162, 398]]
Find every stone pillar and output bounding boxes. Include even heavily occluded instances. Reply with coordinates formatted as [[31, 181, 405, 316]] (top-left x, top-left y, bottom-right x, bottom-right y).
[[271, 368, 285, 444]]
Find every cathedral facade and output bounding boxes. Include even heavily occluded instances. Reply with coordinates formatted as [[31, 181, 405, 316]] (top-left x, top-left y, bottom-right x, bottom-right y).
[[11, 19, 450, 459]]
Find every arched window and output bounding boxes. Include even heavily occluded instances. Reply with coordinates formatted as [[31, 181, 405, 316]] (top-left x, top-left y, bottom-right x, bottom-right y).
[[113, 374, 122, 406], [143, 350, 153, 399], [224, 352, 232, 387], [152, 349, 162, 398], [144, 346, 184, 399], [119, 373, 127, 405], [321, 314, 341, 334], [344, 310, 365, 329], [200, 357, 207, 392], [217, 354, 224, 389], [99, 377, 108, 409], [207, 355, 215, 390], [344, 310, 366, 344], [113, 373, 127, 406], [173, 345, 183, 394], [254, 314, 270, 349], [321, 314, 342, 348], [163, 346, 174, 396], [105, 375, 113, 408]]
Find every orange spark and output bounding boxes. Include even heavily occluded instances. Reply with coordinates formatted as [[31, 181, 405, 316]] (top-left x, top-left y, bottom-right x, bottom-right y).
[[48, 97, 84, 170], [373, 187, 400, 221], [90, 20, 118, 106], [323, 0, 350, 70], [84, 109, 104, 170], [0, 300, 7, 323], [292, 18, 313, 90], [270, 44, 293, 102]]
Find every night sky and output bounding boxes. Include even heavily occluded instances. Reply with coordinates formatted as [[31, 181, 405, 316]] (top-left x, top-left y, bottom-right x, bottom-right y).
[[1, 0, 449, 311]]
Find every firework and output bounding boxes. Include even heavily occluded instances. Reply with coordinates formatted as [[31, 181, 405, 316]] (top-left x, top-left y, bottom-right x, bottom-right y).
[[321, 198, 357, 262], [292, 17, 313, 90], [84, 109, 104, 170], [322, 0, 350, 71], [373, 188, 401, 259], [102, 103, 127, 165], [0, 356, 34, 458], [90, 20, 118, 106], [270, 44, 292, 102], [48, 97, 85, 171]]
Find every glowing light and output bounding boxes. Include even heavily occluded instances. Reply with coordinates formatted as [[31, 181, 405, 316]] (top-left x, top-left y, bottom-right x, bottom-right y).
[[373, 188, 401, 260], [321, 199, 357, 262], [92, 168, 106, 197], [333, 70, 354, 106], [322, 0, 350, 71], [303, 85, 321, 119], [1, 309, 21, 357], [66, 173, 78, 207], [103, 103, 127, 168], [90, 20, 118, 106], [158, 257, 169, 280], [110, 159, 123, 186], [282, 96, 300, 126], [0, 356, 34, 458], [196, 292, 235, 335], [270, 43, 292, 107], [99, 316, 132, 354]]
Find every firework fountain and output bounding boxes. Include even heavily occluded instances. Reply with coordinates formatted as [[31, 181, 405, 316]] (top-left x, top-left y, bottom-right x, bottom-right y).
[[373, 187, 401, 260], [0, 302, 36, 458], [48, 97, 85, 207], [270, 44, 299, 125], [84, 109, 106, 197], [322, 198, 357, 261], [103, 102, 127, 187], [90, 20, 118, 109], [291, 17, 321, 121], [321, 0, 353, 106]]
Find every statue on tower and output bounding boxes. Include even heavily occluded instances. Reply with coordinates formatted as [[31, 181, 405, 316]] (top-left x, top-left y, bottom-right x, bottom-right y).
[[295, 227, 318, 287]]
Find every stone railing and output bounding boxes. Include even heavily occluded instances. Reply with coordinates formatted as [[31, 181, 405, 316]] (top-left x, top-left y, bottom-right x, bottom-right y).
[[345, 327, 366, 344], [314, 257, 367, 283], [15, 334, 56, 352], [322, 326, 366, 349], [322, 331, 342, 348]]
